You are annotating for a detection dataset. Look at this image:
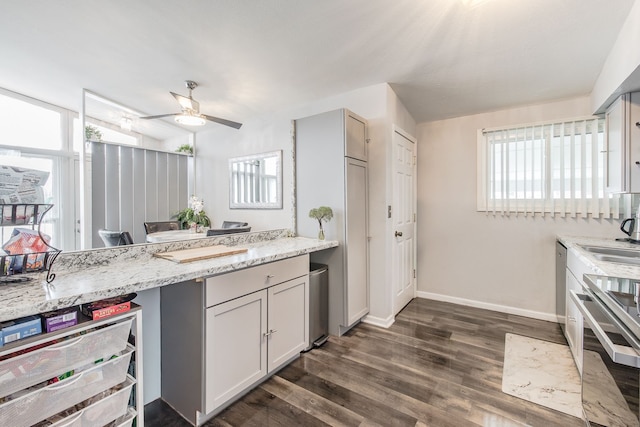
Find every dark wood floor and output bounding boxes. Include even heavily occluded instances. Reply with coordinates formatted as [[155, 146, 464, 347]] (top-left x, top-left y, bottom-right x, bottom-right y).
[[145, 298, 585, 426]]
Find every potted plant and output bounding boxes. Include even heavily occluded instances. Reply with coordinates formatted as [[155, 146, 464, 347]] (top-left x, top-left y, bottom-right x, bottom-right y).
[[174, 196, 211, 231], [175, 144, 193, 155], [85, 124, 102, 142], [308, 206, 333, 240]]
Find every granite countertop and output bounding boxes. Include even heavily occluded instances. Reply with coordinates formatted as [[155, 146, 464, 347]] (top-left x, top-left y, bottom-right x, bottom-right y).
[[557, 235, 640, 279], [0, 234, 337, 322]]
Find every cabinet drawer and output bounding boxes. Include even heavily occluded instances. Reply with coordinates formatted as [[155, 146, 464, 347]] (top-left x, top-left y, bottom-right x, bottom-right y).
[[36, 380, 135, 427], [206, 254, 309, 307], [567, 249, 597, 286], [0, 346, 133, 427], [107, 407, 136, 427], [0, 318, 132, 398]]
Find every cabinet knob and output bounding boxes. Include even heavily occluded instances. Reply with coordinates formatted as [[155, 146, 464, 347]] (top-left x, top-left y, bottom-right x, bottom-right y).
[[266, 274, 275, 279], [395, 231, 403, 237]]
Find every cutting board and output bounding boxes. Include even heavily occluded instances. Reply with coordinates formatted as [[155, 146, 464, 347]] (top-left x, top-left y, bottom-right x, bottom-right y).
[[153, 245, 248, 263]]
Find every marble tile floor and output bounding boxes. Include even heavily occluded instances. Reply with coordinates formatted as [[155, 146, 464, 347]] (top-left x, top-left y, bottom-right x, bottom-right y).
[[501, 333, 582, 419], [145, 298, 584, 426]]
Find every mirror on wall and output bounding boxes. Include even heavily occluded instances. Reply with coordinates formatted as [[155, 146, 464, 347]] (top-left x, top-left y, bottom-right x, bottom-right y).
[[229, 150, 282, 209], [81, 90, 195, 249]]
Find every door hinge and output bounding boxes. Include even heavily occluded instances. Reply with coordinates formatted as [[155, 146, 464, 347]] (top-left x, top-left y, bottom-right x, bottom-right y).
[[413, 213, 416, 222], [413, 155, 416, 165], [413, 269, 416, 279], [388, 205, 392, 218]]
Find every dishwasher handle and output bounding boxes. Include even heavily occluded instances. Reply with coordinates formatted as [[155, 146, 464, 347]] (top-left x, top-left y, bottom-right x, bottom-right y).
[[570, 290, 640, 368]]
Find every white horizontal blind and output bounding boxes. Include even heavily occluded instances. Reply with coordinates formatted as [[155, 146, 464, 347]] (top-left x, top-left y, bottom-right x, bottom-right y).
[[479, 117, 622, 218]]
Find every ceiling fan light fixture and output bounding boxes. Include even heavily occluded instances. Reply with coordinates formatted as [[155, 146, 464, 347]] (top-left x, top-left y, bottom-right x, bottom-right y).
[[175, 113, 206, 126]]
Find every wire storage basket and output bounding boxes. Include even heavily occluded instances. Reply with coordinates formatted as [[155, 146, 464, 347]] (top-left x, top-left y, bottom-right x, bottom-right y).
[[0, 204, 60, 283]]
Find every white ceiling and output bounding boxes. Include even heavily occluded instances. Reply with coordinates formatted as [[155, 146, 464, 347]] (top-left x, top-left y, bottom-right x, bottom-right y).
[[0, 0, 635, 127]]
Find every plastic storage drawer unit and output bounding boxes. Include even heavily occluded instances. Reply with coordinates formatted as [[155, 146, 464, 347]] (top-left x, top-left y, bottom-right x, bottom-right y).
[[0, 346, 133, 427], [0, 318, 132, 398]]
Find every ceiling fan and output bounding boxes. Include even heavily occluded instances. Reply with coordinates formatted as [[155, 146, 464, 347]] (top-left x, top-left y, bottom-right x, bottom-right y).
[[140, 80, 242, 129]]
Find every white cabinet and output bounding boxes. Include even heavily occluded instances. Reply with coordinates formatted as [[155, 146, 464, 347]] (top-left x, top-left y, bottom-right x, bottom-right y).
[[267, 277, 309, 371], [205, 291, 267, 413], [605, 92, 640, 193], [345, 157, 369, 325], [296, 108, 369, 336], [565, 268, 584, 373], [161, 255, 309, 426], [0, 307, 143, 427], [345, 111, 367, 161], [565, 248, 600, 373]]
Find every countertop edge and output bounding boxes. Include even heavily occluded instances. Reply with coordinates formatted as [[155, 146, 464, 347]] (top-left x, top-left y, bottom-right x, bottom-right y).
[[0, 237, 338, 323], [557, 234, 640, 279]]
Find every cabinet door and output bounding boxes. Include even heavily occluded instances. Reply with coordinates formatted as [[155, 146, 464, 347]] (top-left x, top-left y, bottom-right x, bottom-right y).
[[345, 158, 369, 326], [629, 92, 640, 192], [267, 276, 309, 372], [565, 270, 583, 373], [345, 110, 367, 161], [205, 290, 267, 413], [605, 94, 627, 193]]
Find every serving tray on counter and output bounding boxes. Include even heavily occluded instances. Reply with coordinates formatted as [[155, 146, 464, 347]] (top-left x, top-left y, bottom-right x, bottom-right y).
[[153, 245, 248, 263]]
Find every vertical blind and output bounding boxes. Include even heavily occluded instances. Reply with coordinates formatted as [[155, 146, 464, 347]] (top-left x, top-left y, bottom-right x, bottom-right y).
[[230, 160, 278, 205], [90, 141, 190, 246], [478, 117, 623, 218]]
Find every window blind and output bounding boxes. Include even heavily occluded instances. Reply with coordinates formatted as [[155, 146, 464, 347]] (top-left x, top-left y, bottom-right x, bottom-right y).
[[477, 117, 623, 218]]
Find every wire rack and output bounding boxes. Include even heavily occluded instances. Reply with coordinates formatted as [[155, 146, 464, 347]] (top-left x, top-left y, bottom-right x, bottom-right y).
[[0, 204, 61, 283]]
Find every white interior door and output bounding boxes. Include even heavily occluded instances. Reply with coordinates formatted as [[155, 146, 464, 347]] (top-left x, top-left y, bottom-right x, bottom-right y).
[[392, 127, 417, 315]]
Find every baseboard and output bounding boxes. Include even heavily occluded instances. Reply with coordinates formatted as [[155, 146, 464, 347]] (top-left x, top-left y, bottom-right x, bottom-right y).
[[416, 291, 558, 323], [361, 313, 395, 328]]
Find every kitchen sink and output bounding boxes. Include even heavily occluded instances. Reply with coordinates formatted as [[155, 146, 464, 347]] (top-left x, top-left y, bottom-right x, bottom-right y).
[[579, 245, 640, 266], [589, 254, 640, 266], [579, 245, 640, 258]]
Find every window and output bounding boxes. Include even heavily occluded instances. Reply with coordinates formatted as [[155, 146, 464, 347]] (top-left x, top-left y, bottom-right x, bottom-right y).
[[477, 117, 622, 217], [0, 88, 78, 250]]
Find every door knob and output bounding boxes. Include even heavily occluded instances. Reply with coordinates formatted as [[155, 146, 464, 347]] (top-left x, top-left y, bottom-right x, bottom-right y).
[[395, 231, 403, 237]]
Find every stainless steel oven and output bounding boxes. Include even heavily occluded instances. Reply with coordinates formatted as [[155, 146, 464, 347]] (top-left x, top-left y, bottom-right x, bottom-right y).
[[571, 275, 640, 427]]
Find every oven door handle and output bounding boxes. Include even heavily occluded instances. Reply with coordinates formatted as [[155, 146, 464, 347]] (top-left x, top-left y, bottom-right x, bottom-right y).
[[570, 290, 640, 368]]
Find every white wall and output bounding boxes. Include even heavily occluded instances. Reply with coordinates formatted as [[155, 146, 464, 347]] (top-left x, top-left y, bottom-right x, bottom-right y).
[[194, 83, 391, 232], [364, 85, 417, 326], [416, 96, 621, 320]]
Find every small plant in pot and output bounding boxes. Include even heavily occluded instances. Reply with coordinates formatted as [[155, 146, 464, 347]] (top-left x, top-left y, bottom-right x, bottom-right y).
[[175, 144, 193, 155], [85, 124, 102, 142], [308, 206, 333, 240], [175, 196, 211, 232]]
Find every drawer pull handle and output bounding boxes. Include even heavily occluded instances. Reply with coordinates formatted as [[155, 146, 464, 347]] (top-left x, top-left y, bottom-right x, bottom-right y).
[[266, 274, 275, 279], [44, 336, 84, 350], [46, 371, 85, 389], [54, 411, 83, 427], [263, 329, 277, 337]]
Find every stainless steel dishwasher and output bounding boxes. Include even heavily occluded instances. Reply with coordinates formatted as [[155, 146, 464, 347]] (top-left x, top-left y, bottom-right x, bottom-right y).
[[556, 241, 567, 334], [305, 263, 329, 351]]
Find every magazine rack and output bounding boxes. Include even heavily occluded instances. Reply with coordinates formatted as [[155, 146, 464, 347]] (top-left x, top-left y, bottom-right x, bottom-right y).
[[0, 204, 60, 283]]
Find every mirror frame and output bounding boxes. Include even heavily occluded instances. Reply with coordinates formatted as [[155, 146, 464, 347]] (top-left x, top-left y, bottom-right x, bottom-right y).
[[229, 150, 283, 210]]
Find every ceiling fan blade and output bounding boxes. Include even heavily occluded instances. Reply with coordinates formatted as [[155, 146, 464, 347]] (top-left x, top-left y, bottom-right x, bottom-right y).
[[170, 92, 197, 111], [139, 113, 179, 120], [202, 114, 243, 129]]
